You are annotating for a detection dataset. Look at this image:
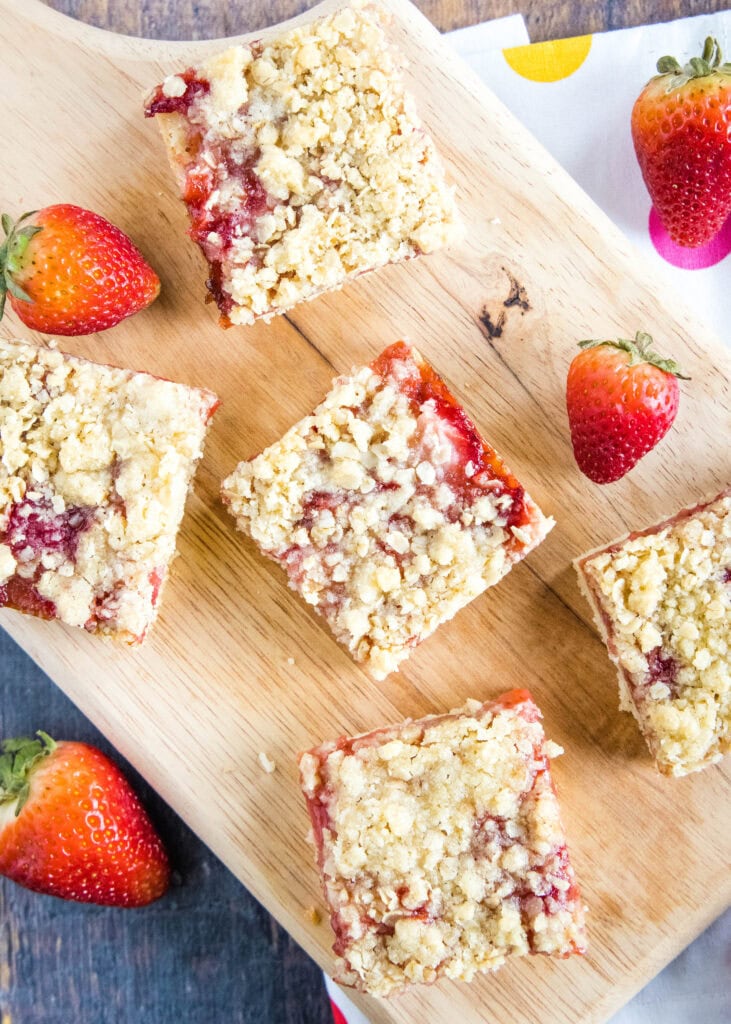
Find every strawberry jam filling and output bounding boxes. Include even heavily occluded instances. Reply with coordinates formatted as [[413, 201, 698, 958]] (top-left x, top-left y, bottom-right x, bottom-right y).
[[371, 342, 528, 532], [184, 148, 274, 322], [3, 494, 96, 562], [144, 69, 210, 118], [0, 495, 97, 619], [0, 575, 57, 619], [645, 647, 680, 697], [145, 67, 278, 322]]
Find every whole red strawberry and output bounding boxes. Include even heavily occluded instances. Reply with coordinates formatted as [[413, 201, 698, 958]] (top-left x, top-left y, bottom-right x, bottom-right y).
[[566, 331, 688, 485], [0, 204, 160, 334], [0, 731, 170, 906], [632, 37, 731, 247]]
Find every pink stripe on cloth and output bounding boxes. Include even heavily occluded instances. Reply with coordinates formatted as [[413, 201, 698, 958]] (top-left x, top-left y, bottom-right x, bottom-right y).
[[330, 998, 348, 1024], [324, 974, 372, 1024]]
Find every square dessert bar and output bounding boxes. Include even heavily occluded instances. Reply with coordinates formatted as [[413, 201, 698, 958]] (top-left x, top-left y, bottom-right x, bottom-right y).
[[299, 690, 586, 997], [222, 341, 553, 679], [0, 338, 218, 643], [576, 489, 731, 776], [143, 1, 459, 326]]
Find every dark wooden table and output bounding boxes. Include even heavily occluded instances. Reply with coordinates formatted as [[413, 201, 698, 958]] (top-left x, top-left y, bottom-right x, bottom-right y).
[[2, 1, 727, 1021]]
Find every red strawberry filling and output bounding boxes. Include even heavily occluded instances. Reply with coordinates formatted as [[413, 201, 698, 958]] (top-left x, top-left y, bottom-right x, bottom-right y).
[[149, 568, 165, 607], [185, 149, 274, 322], [3, 494, 96, 561], [0, 575, 57, 619], [145, 67, 277, 323], [0, 494, 97, 620], [644, 647, 680, 697], [371, 342, 528, 533], [144, 69, 210, 118]]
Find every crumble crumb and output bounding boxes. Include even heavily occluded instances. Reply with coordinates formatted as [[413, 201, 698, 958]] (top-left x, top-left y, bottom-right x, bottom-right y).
[[258, 751, 277, 774]]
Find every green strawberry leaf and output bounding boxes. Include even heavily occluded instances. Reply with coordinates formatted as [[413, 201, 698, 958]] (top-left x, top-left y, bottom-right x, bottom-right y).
[[5, 225, 41, 276], [656, 55, 682, 74], [4, 273, 32, 304], [577, 332, 690, 379], [0, 211, 42, 318], [655, 37, 726, 89], [14, 210, 39, 228], [688, 56, 710, 76], [0, 732, 56, 815]]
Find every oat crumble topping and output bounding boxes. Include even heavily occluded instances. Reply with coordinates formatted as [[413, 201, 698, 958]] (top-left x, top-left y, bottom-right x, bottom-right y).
[[0, 338, 218, 642], [221, 341, 553, 679], [144, 0, 460, 325], [298, 691, 586, 996], [576, 489, 731, 776]]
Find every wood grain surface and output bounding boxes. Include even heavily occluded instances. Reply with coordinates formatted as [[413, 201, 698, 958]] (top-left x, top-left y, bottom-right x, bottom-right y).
[[1, 1, 729, 1022], [47, 0, 731, 40]]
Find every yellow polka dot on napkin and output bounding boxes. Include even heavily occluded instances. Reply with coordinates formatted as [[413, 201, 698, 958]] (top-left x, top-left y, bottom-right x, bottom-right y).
[[503, 36, 593, 82]]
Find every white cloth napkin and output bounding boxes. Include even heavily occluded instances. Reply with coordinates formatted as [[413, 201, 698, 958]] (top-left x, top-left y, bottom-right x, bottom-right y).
[[325, 10, 731, 1024]]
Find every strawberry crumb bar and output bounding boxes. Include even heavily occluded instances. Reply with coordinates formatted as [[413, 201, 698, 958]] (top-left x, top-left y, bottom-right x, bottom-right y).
[[298, 690, 586, 996], [0, 339, 218, 643], [576, 489, 731, 776], [143, 1, 459, 326], [222, 341, 553, 679]]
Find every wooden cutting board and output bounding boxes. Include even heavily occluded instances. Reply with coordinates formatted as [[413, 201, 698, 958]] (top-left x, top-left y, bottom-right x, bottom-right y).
[[1, 1, 729, 1021]]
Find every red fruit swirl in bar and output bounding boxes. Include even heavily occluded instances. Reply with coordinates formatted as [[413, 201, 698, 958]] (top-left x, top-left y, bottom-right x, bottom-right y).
[[371, 340, 529, 540]]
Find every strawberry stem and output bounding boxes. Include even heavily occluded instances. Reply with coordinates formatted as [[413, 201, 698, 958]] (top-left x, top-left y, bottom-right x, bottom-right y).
[[0, 210, 42, 322], [0, 731, 56, 816], [577, 331, 690, 379], [654, 37, 731, 92]]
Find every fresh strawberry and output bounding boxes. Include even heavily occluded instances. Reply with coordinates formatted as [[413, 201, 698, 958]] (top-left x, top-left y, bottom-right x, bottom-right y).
[[0, 732, 170, 906], [631, 36, 731, 247], [566, 331, 688, 485], [0, 204, 160, 335]]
